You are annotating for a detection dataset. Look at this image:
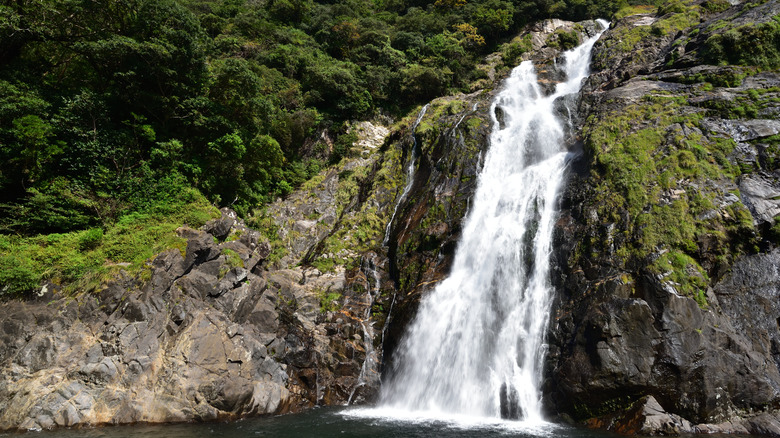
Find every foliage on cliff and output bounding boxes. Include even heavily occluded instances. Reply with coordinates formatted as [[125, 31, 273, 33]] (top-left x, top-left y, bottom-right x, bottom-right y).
[[578, 0, 780, 306], [0, 0, 646, 297], [1, 0, 648, 233], [545, 2, 780, 429]]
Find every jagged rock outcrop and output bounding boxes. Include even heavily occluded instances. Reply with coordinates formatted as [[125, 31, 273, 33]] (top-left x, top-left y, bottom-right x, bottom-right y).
[[0, 209, 378, 430]]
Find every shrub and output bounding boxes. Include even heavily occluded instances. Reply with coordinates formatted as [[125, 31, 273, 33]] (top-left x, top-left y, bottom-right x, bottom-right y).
[[78, 228, 104, 251], [702, 20, 780, 69], [0, 193, 218, 298]]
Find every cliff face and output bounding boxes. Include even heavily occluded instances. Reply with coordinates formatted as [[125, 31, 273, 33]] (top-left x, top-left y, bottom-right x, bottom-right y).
[[380, 1, 780, 433], [545, 0, 780, 434], [1, 1, 780, 434], [0, 122, 399, 429], [0, 212, 380, 429]]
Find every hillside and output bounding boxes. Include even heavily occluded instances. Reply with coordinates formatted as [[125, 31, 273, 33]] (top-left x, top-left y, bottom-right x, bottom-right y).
[[1, 0, 780, 435]]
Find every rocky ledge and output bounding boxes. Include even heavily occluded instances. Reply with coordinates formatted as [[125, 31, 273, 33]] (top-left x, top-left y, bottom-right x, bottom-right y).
[[0, 209, 381, 430]]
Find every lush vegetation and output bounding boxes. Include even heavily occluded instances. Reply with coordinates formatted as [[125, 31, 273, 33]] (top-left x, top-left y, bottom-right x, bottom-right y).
[[0, 0, 653, 232], [582, 88, 761, 307], [702, 16, 780, 69], [0, 189, 219, 297], [0, 0, 649, 297]]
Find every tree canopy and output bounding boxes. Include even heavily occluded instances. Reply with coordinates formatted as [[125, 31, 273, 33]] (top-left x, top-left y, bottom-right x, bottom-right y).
[[0, 0, 637, 234]]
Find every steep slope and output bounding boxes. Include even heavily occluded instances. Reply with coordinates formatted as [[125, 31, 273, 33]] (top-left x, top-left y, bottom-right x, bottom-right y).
[[546, 0, 780, 434], [0, 123, 400, 429], [2, 2, 780, 434], [0, 18, 587, 431]]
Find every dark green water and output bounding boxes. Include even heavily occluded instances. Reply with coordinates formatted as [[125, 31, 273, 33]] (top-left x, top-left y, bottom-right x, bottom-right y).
[[1, 407, 624, 438], [1, 407, 749, 438]]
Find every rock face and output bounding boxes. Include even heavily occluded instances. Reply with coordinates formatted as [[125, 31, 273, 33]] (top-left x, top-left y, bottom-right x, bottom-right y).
[[0, 115, 404, 431], [0, 210, 377, 430], [379, 1, 780, 435], [544, 0, 780, 434]]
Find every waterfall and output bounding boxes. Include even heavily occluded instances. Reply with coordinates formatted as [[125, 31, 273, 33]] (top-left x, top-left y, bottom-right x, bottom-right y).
[[384, 104, 429, 246], [379, 23, 607, 421], [347, 254, 383, 405]]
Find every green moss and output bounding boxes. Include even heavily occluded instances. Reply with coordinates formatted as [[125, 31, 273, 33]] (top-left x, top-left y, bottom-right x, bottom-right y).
[[673, 70, 748, 87], [658, 0, 690, 15], [466, 117, 483, 131], [581, 89, 757, 301], [706, 19, 730, 33], [318, 288, 342, 312], [444, 100, 465, 115], [311, 257, 337, 273], [701, 0, 731, 13], [652, 6, 701, 36], [769, 221, 780, 242], [691, 80, 777, 118], [605, 25, 651, 55], [301, 172, 327, 191], [574, 395, 639, 421], [414, 120, 436, 138], [548, 28, 581, 50], [757, 134, 780, 170], [0, 195, 219, 297], [219, 248, 244, 278], [638, 200, 698, 253], [226, 229, 244, 242], [702, 18, 780, 69], [650, 251, 709, 307], [613, 5, 657, 20], [304, 116, 410, 271], [246, 211, 288, 264]]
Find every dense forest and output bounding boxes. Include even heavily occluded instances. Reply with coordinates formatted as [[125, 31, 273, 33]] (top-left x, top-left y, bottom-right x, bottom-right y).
[[0, 0, 642, 296]]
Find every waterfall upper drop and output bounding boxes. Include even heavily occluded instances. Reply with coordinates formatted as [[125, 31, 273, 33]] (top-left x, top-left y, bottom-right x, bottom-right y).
[[379, 23, 607, 421]]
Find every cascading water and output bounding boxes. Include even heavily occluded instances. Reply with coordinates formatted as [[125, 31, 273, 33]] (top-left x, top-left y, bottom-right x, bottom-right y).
[[347, 104, 431, 404], [347, 253, 383, 405], [384, 104, 429, 245], [378, 23, 607, 422]]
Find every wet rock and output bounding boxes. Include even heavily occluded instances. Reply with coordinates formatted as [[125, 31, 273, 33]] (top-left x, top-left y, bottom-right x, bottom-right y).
[[746, 413, 780, 437], [545, 2, 780, 434]]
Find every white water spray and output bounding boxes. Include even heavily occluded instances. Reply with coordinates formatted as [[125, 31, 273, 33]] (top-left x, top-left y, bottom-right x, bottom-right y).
[[379, 23, 607, 422]]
